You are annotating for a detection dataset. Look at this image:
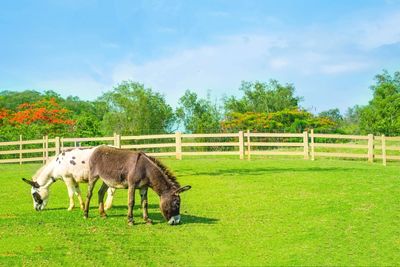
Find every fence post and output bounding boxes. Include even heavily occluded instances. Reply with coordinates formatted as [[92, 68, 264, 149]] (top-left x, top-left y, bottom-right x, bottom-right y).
[[310, 129, 315, 161], [55, 137, 60, 155], [239, 131, 244, 160], [381, 134, 386, 166], [19, 135, 22, 165], [303, 131, 309, 160], [46, 135, 49, 162], [368, 134, 374, 163], [246, 130, 251, 160], [114, 133, 121, 148], [175, 132, 182, 160], [42, 136, 45, 164]]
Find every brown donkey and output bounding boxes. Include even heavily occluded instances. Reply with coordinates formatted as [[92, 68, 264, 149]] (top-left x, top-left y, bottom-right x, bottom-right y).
[[84, 145, 191, 225]]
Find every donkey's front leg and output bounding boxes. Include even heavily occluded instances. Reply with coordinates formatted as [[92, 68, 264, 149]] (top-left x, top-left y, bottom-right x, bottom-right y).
[[65, 179, 76, 211], [140, 187, 152, 224], [84, 176, 98, 219], [74, 184, 85, 211], [98, 182, 109, 218], [127, 185, 136, 226]]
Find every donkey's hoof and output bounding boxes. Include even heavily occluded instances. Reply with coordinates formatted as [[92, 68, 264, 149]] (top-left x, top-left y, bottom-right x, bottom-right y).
[[128, 221, 134, 226], [100, 213, 107, 218], [104, 204, 112, 211], [80, 205, 85, 211], [145, 219, 153, 225], [68, 206, 74, 211]]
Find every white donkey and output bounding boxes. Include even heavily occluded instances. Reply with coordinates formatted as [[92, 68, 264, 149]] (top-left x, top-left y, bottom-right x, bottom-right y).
[[22, 146, 116, 211]]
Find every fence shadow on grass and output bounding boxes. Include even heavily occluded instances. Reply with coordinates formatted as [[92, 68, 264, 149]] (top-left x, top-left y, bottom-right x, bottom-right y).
[[180, 166, 360, 177]]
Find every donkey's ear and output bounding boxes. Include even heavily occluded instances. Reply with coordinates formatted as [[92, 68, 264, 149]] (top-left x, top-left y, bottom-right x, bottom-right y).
[[22, 178, 40, 188], [173, 185, 191, 195]]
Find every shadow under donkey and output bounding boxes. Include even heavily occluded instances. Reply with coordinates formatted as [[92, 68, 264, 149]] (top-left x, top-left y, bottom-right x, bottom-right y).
[[106, 204, 218, 225]]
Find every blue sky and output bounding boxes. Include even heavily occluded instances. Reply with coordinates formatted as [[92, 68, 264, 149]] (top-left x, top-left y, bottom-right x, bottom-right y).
[[1, 0, 400, 113]]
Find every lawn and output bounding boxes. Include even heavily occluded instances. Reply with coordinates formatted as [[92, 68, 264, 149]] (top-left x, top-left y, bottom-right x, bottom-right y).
[[0, 157, 399, 266]]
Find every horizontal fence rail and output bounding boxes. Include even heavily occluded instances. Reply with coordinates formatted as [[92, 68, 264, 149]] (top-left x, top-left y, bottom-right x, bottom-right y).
[[0, 131, 398, 165]]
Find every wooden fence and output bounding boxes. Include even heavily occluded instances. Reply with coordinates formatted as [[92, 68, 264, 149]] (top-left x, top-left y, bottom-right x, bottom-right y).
[[0, 130, 398, 165]]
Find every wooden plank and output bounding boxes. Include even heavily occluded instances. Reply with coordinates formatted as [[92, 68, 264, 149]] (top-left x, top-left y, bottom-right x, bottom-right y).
[[62, 137, 114, 142], [248, 142, 304, 147], [314, 152, 368, 158], [181, 142, 239, 147], [0, 157, 44, 163], [146, 152, 179, 157], [376, 155, 400, 160], [312, 143, 368, 149], [121, 143, 175, 149], [247, 133, 303, 138], [182, 151, 239, 156], [313, 134, 369, 140], [383, 136, 400, 141], [0, 148, 56, 155], [250, 151, 304, 156], [182, 133, 239, 138], [121, 134, 175, 140], [0, 139, 44, 146], [374, 145, 400, 151]]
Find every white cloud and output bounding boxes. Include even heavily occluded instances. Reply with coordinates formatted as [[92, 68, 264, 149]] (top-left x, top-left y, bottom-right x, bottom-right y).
[[351, 11, 400, 49], [33, 75, 111, 100], [320, 62, 369, 75], [111, 35, 288, 104]]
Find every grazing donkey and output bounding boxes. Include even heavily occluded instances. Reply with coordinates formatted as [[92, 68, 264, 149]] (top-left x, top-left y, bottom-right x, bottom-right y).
[[22, 147, 115, 211], [85, 145, 191, 225]]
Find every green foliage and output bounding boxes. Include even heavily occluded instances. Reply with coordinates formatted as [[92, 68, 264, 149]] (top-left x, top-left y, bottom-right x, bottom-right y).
[[224, 80, 301, 114], [99, 81, 175, 135], [358, 70, 400, 136], [1, 158, 399, 265], [176, 90, 222, 133], [0, 90, 44, 111], [222, 109, 337, 133], [341, 106, 363, 134]]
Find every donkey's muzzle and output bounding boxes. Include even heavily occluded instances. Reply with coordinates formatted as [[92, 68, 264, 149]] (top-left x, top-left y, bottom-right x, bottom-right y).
[[168, 215, 181, 225]]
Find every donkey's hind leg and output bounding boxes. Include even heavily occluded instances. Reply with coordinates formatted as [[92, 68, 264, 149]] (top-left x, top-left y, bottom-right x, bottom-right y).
[[98, 182, 109, 217], [104, 187, 116, 211], [140, 187, 152, 224]]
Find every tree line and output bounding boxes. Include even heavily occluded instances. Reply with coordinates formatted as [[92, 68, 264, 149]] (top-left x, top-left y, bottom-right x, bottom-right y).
[[0, 70, 399, 141]]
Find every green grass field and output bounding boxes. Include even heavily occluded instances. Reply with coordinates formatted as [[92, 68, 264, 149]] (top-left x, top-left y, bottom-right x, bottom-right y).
[[0, 157, 399, 266]]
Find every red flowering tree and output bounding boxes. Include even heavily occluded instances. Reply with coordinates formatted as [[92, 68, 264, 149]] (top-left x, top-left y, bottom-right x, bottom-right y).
[[1, 98, 75, 138]]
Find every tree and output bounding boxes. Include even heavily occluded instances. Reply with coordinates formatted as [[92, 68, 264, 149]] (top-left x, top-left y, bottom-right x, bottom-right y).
[[318, 108, 343, 133], [176, 90, 222, 133], [341, 106, 362, 134], [221, 109, 336, 133], [0, 98, 75, 140], [359, 70, 400, 135], [224, 80, 301, 114], [99, 81, 175, 135]]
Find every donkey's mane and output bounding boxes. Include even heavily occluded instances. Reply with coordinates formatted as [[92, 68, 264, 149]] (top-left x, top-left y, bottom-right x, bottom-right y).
[[145, 155, 180, 188]]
